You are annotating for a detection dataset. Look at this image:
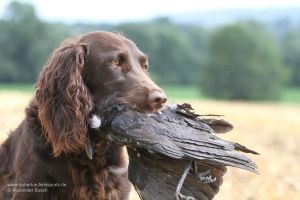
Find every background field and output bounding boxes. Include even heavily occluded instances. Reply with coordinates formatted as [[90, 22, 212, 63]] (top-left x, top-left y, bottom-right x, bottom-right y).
[[0, 87, 299, 200], [1, 84, 300, 103]]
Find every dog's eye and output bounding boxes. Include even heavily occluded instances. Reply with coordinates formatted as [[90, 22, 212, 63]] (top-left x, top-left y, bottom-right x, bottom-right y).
[[142, 63, 149, 70], [111, 58, 120, 66]]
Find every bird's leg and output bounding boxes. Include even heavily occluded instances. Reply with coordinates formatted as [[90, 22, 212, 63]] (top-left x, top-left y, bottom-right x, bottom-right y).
[[192, 160, 197, 173], [191, 161, 216, 183], [174, 161, 195, 200]]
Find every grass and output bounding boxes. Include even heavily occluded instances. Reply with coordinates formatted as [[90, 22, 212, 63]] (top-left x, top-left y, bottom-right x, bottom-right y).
[[0, 83, 34, 93], [0, 92, 300, 200], [282, 87, 300, 103], [162, 85, 300, 104], [161, 85, 203, 100], [2, 83, 299, 104]]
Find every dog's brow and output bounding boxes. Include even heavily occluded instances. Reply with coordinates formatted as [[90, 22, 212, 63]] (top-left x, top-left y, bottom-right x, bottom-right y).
[[139, 55, 148, 62]]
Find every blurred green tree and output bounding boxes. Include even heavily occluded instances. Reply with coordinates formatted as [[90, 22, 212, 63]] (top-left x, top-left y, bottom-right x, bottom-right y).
[[114, 18, 203, 85], [282, 30, 300, 87], [200, 22, 287, 100], [0, 1, 70, 83]]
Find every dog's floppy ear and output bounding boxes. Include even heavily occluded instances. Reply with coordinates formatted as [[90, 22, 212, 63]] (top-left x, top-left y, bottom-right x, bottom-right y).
[[36, 39, 92, 156]]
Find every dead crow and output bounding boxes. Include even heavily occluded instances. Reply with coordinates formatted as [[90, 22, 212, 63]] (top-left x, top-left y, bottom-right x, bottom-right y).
[[88, 103, 258, 200]]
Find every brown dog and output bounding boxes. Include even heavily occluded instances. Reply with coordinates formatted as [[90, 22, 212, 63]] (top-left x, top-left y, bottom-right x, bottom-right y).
[[0, 31, 167, 200]]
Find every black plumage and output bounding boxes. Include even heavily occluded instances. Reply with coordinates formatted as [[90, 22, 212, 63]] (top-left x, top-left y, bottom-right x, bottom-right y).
[[90, 103, 258, 200]]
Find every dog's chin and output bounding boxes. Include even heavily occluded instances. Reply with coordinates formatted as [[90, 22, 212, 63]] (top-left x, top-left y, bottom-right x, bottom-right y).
[[127, 104, 152, 113], [115, 97, 165, 113]]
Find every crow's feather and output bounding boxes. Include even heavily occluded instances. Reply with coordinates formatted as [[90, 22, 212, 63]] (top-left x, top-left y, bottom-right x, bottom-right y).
[[92, 103, 258, 200]]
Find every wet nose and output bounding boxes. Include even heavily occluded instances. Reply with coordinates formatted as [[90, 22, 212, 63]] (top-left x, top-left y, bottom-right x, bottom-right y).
[[148, 90, 167, 110]]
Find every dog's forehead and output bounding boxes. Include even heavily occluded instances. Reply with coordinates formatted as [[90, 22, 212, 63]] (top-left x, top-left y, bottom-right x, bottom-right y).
[[80, 31, 142, 54]]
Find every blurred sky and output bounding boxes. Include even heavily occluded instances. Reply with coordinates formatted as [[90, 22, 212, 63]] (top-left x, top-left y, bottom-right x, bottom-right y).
[[1, 0, 300, 23]]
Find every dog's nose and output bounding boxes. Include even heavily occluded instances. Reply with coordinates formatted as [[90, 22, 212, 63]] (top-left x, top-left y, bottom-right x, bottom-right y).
[[149, 91, 167, 110]]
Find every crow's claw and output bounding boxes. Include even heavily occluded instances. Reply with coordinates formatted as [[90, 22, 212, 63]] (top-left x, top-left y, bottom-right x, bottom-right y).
[[197, 169, 216, 183], [191, 161, 216, 184]]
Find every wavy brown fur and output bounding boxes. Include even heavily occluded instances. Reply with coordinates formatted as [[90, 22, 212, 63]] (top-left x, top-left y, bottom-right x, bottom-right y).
[[36, 40, 93, 156]]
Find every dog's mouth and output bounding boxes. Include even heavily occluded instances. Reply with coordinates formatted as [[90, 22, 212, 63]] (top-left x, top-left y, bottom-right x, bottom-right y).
[[116, 98, 163, 113], [118, 101, 155, 113], [97, 93, 166, 113]]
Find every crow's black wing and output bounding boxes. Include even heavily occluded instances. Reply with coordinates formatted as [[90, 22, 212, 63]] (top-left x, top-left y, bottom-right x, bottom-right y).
[[108, 106, 258, 173], [106, 110, 184, 159], [96, 104, 258, 200]]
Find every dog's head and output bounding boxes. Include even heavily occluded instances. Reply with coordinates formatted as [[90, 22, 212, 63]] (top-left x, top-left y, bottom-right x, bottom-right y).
[[80, 31, 166, 111], [35, 31, 167, 156]]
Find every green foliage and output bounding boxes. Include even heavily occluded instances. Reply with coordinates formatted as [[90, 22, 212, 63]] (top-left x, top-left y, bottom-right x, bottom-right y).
[[0, 1, 297, 103], [282, 30, 300, 86], [201, 22, 287, 100], [0, 5, 206, 85], [0, 1, 71, 83], [113, 18, 204, 85]]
